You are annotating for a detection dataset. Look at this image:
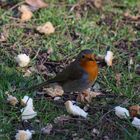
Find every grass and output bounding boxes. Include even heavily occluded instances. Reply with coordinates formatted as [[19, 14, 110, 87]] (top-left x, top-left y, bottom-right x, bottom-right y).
[[0, 0, 140, 139]]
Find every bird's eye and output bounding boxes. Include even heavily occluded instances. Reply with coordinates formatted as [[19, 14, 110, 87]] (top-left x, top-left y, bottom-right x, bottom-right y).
[[82, 54, 85, 58]]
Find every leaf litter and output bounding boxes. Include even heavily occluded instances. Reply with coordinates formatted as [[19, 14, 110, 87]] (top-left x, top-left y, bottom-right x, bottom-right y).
[[18, 0, 48, 22], [1, 0, 140, 138], [18, 5, 33, 22], [6, 93, 18, 106], [25, 0, 48, 10], [36, 22, 55, 35], [41, 123, 53, 135], [15, 129, 32, 140]]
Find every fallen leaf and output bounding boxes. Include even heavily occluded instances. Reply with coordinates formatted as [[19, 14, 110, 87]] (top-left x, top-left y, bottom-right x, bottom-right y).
[[36, 64, 48, 76], [0, 33, 6, 42], [65, 100, 88, 118], [15, 54, 30, 67], [77, 92, 87, 103], [90, 91, 103, 98], [7, 94, 18, 106], [41, 123, 53, 134], [77, 89, 103, 103], [54, 115, 71, 124], [85, 91, 102, 102], [105, 50, 114, 66], [115, 73, 121, 86], [47, 47, 53, 55], [18, 5, 33, 22], [124, 11, 140, 21], [43, 83, 64, 97], [94, 0, 102, 9], [95, 54, 104, 62], [129, 105, 140, 117], [15, 129, 32, 140], [36, 22, 55, 35], [25, 0, 48, 10], [23, 69, 32, 77], [0, 30, 8, 42]]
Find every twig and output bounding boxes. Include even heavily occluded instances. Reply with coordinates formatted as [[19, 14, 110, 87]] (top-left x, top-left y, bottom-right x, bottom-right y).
[[32, 47, 41, 61], [9, 1, 25, 11]]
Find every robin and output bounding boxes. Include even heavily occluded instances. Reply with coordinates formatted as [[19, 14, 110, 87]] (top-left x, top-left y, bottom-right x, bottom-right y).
[[27, 49, 99, 93]]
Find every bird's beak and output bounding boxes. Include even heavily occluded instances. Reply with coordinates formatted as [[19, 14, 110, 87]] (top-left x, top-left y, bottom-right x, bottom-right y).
[[86, 54, 95, 61]]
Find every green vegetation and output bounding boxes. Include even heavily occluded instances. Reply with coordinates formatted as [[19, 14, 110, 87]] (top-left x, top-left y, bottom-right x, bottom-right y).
[[0, 0, 140, 139]]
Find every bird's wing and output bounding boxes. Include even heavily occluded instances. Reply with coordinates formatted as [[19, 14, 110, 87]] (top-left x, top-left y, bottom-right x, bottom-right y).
[[25, 62, 87, 91], [49, 62, 86, 84]]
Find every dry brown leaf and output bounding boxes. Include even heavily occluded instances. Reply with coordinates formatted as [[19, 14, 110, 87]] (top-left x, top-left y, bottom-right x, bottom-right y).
[[41, 123, 53, 134], [124, 11, 140, 21], [43, 83, 64, 97], [94, 0, 102, 9], [77, 93, 87, 103], [15, 130, 32, 140], [95, 54, 104, 62], [47, 47, 53, 55], [0, 33, 7, 42], [85, 91, 103, 102], [0, 31, 8, 42], [129, 105, 140, 118], [25, 0, 48, 10], [18, 5, 33, 22], [77, 90, 103, 103], [54, 115, 71, 124], [23, 69, 32, 77], [7, 94, 18, 106], [36, 22, 55, 35], [115, 73, 121, 86]]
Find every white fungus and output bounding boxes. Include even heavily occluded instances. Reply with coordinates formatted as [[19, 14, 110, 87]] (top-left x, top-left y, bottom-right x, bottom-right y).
[[105, 51, 114, 66], [115, 106, 130, 119], [132, 117, 140, 129], [15, 54, 30, 67], [65, 100, 88, 118]]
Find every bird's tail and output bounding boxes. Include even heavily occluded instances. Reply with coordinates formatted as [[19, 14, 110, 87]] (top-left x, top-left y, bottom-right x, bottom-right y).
[[22, 80, 50, 92]]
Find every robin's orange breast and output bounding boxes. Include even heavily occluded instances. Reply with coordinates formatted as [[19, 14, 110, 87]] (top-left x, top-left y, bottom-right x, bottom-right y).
[[80, 60, 98, 83]]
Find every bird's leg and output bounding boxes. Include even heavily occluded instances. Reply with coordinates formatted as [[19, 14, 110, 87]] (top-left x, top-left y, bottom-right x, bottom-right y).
[[76, 89, 91, 103]]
